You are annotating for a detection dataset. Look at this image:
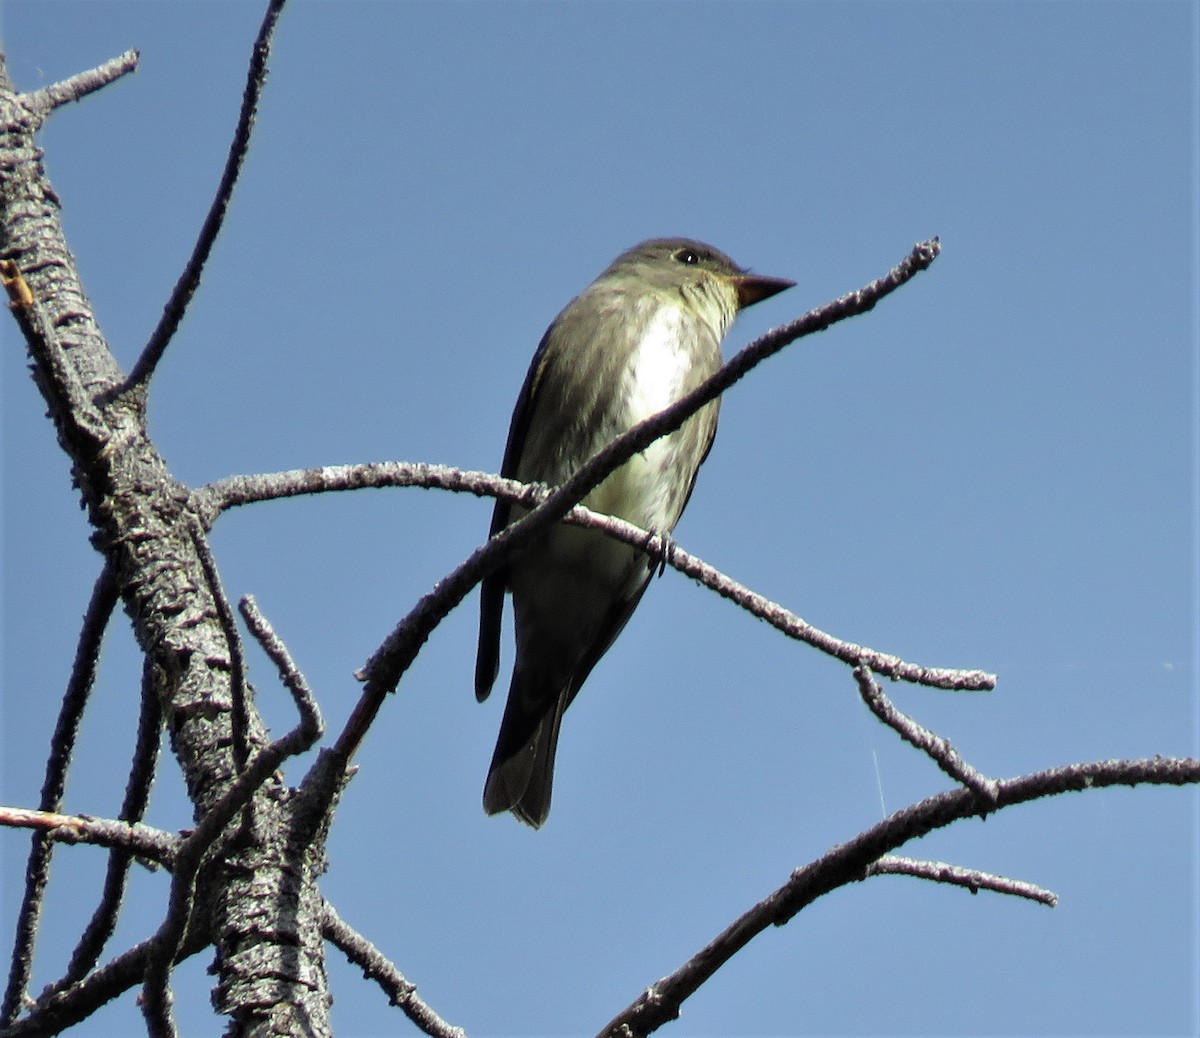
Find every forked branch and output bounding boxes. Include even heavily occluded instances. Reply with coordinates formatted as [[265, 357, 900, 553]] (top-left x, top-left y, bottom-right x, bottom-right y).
[[597, 754, 1200, 1038]]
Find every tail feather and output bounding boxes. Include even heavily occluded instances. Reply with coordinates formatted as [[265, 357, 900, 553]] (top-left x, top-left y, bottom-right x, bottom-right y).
[[483, 681, 567, 829]]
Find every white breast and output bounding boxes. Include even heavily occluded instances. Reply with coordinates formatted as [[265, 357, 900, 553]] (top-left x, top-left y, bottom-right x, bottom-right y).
[[622, 306, 694, 425], [583, 306, 700, 530]]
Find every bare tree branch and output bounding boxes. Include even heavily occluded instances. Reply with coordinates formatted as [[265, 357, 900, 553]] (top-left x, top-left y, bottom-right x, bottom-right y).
[[865, 856, 1058, 907], [855, 665, 1000, 803], [237, 596, 323, 739], [642, 522, 992, 690], [0, 809, 177, 866], [0, 929, 209, 1038], [597, 754, 1200, 1038], [198, 461, 992, 691], [22, 51, 140, 121], [2, 564, 120, 1027], [115, 0, 288, 396], [195, 461, 507, 520], [321, 902, 466, 1038], [57, 659, 166, 989]]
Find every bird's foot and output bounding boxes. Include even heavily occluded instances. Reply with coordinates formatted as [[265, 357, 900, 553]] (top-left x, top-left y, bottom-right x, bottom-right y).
[[647, 527, 675, 578]]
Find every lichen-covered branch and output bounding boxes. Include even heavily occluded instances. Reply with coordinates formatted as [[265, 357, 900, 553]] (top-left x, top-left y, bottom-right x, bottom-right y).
[[1, 13, 340, 1034]]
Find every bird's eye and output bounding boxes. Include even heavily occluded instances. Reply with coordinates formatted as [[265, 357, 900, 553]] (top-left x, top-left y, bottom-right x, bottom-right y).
[[674, 249, 700, 265]]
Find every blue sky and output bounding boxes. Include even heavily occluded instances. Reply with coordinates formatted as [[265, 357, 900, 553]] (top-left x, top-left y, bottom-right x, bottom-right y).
[[2, 2, 1197, 1036]]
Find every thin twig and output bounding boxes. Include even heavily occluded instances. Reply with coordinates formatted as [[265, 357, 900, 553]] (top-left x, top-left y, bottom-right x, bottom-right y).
[[238, 595, 324, 738], [0, 808, 177, 866], [855, 665, 1000, 804], [0, 928, 210, 1038], [865, 856, 1058, 906], [2, 564, 120, 1028], [596, 754, 1200, 1038], [644, 523, 991, 690], [56, 659, 165, 990], [322, 901, 466, 1038], [196, 461, 509, 519], [22, 51, 140, 121], [198, 461, 994, 692], [115, 0, 287, 396]]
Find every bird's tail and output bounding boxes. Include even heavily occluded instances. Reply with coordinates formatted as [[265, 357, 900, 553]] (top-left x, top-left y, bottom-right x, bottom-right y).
[[483, 676, 568, 829]]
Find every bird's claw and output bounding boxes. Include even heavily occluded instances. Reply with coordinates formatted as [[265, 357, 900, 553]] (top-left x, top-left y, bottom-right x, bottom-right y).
[[648, 528, 674, 577]]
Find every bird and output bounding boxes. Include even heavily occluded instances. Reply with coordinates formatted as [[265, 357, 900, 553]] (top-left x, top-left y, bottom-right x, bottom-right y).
[[475, 237, 794, 827]]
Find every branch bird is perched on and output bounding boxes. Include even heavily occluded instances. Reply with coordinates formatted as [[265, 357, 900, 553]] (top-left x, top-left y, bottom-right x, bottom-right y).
[[475, 238, 794, 827]]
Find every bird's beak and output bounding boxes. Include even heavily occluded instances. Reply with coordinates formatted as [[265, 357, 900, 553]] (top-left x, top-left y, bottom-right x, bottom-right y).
[[731, 273, 795, 310]]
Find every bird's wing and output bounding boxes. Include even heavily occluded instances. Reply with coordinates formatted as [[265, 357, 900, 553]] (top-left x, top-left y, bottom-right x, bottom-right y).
[[675, 401, 719, 523], [474, 321, 559, 702]]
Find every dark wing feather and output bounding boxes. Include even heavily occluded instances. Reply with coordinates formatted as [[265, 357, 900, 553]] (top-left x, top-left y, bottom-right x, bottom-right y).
[[474, 321, 558, 701], [677, 407, 719, 524]]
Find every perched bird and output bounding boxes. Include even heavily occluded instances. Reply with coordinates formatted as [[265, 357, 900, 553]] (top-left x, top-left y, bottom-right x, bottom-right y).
[[475, 238, 794, 827]]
